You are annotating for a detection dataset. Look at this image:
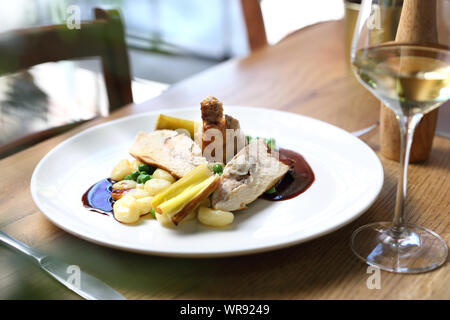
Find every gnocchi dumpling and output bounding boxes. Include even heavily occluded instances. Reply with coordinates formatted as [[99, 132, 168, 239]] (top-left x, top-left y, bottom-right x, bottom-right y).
[[130, 159, 143, 171], [127, 188, 150, 199], [113, 192, 153, 223], [110, 159, 133, 181], [112, 180, 137, 190], [113, 195, 140, 223], [144, 178, 172, 196], [152, 169, 176, 183], [197, 207, 234, 227], [135, 196, 154, 216]]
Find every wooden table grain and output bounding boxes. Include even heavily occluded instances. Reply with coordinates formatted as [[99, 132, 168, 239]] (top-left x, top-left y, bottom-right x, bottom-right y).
[[0, 20, 448, 300]]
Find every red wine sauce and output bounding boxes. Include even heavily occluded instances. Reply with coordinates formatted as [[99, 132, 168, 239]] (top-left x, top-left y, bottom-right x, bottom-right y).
[[261, 148, 315, 201], [81, 178, 114, 215]]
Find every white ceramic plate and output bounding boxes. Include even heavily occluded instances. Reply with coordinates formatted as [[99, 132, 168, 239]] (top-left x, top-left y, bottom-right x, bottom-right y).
[[31, 106, 383, 257]]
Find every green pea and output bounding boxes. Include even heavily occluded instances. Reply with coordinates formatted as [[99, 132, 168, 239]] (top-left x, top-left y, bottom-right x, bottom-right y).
[[149, 208, 156, 219], [212, 163, 224, 175], [129, 170, 140, 180], [265, 186, 276, 194], [137, 173, 151, 184], [123, 174, 133, 181], [138, 163, 152, 173]]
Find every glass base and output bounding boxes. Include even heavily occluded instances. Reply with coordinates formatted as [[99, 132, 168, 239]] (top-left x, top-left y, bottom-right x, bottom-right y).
[[351, 222, 448, 273]]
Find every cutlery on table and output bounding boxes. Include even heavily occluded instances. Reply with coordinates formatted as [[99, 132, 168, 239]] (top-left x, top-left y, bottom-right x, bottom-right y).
[[0, 230, 126, 300], [351, 121, 379, 137], [351, 121, 450, 139]]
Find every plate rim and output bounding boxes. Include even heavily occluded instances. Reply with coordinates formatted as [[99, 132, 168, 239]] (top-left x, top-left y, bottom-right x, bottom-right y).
[[30, 106, 384, 258]]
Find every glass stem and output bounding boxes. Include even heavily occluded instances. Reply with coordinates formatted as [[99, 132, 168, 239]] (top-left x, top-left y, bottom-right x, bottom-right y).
[[391, 112, 423, 232]]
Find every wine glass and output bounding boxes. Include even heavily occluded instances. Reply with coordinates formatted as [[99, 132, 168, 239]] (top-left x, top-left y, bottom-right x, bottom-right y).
[[350, 0, 449, 273]]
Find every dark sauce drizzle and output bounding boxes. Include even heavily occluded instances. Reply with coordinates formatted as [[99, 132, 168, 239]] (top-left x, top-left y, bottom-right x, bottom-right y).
[[81, 178, 115, 215], [261, 148, 315, 201]]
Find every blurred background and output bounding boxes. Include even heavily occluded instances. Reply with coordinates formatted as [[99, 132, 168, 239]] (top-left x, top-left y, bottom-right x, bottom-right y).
[[0, 0, 345, 156]]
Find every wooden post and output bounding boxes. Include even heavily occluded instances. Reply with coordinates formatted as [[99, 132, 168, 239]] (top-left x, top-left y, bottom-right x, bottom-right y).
[[380, 0, 439, 162], [241, 0, 268, 51]]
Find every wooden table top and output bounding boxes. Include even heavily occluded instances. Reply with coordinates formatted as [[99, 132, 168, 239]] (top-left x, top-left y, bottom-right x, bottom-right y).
[[0, 20, 448, 300]]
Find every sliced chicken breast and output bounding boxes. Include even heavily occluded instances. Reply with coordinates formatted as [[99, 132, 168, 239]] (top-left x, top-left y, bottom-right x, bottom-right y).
[[212, 139, 289, 211], [129, 130, 207, 179]]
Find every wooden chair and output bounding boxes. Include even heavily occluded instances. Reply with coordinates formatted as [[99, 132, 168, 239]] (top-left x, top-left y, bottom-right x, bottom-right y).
[[241, 0, 268, 51], [0, 8, 133, 158], [240, 0, 337, 51]]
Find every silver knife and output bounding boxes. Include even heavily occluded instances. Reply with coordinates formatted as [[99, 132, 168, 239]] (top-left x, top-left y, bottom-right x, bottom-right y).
[[0, 230, 126, 300], [351, 121, 380, 137]]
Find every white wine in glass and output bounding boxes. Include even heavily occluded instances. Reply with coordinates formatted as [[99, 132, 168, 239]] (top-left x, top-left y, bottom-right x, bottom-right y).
[[353, 44, 450, 115], [350, 0, 449, 273]]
